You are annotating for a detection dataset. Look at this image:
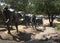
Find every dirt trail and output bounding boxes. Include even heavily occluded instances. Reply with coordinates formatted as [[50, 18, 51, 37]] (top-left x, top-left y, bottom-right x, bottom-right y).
[[0, 19, 60, 43]]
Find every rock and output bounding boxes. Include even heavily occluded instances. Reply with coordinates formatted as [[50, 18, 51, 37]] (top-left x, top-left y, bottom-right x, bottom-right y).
[[0, 31, 13, 40], [36, 26, 45, 32], [15, 38, 20, 42], [0, 28, 6, 31], [44, 27, 57, 34], [20, 41, 25, 43], [25, 28, 35, 34], [11, 30, 18, 36], [34, 32, 47, 40], [33, 27, 58, 41]]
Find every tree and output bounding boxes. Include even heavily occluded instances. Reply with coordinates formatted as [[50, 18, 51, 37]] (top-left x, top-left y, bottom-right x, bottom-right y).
[[44, 0, 60, 26], [1, 0, 60, 26], [4, 0, 28, 12], [26, 0, 44, 14], [28, 0, 60, 26]]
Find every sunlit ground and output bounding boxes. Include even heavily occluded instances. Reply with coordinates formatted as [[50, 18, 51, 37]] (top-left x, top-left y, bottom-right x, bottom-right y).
[[0, 19, 60, 43]]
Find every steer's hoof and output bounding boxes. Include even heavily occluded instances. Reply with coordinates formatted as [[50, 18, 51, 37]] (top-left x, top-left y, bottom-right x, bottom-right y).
[[8, 32, 11, 34]]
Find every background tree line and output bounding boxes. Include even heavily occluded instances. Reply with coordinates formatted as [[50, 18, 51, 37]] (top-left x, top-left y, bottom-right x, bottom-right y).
[[0, 0, 60, 26], [0, 0, 60, 14]]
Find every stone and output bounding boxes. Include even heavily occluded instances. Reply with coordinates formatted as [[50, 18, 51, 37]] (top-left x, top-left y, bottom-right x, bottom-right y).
[[0, 31, 13, 40], [34, 32, 47, 40], [36, 26, 45, 31], [33, 27, 58, 40]]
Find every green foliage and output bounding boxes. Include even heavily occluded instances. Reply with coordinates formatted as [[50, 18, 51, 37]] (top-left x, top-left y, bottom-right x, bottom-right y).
[[26, 0, 45, 14], [44, 0, 60, 15], [27, 0, 60, 14], [4, 0, 28, 12], [26, 3, 36, 13], [2, 0, 60, 14]]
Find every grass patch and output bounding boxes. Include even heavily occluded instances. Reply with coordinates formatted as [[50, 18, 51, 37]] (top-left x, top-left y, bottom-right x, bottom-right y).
[[56, 25, 60, 30]]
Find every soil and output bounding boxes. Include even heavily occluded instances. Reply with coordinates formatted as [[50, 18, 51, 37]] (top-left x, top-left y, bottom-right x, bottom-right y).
[[0, 19, 60, 43]]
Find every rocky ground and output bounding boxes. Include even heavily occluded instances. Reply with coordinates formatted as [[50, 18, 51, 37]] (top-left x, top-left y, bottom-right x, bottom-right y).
[[0, 19, 60, 43]]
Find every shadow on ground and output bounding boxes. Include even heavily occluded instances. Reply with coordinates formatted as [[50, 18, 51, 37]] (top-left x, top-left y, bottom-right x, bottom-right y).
[[0, 31, 32, 42]]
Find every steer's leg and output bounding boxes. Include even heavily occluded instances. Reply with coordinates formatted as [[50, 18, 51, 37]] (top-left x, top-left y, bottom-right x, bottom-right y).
[[31, 23, 33, 29], [32, 22, 36, 30], [15, 22, 18, 33], [34, 22, 37, 30], [6, 23, 11, 34]]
